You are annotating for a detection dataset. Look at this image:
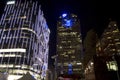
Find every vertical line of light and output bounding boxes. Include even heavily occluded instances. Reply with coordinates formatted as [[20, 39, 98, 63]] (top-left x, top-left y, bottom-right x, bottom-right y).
[[22, 0, 26, 13], [35, 15, 38, 33], [16, 0, 21, 24], [0, 33, 6, 65], [7, 5, 13, 23], [27, 34, 32, 64], [0, 24, 6, 44], [26, 9, 30, 22], [0, 14, 4, 25], [4, 3, 8, 12], [25, 1, 28, 9], [1, 4, 9, 25], [11, 1, 16, 13], [34, 1, 37, 15], [29, 2, 34, 29], [17, 11, 26, 74], [6, 34, 12, 72], [8, 5, 12, 15], [14, 1, 22, 70], [27, 3, 33, 63], [27, 3, 34, 65], [3, 5, 12, 25], [21, 1, 27, 70], [16, 2, 26, 73], [26, 1, 31, 65]]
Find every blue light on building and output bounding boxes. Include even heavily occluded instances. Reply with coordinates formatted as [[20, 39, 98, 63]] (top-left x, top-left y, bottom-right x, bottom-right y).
[[61, 13, 76, 28], [68, 63, 73, 75], [64, 20, 72, 28], [62, 13, 67, 18]]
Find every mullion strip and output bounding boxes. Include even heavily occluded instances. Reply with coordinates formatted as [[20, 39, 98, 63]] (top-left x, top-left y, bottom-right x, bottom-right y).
[[0, 34, 6, 65], [6, 34, 12, 72], [1, 4, 9, 25]]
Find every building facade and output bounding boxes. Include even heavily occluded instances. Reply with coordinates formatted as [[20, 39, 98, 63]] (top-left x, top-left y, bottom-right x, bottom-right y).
[[56, 13, 83, 77], [0, 0, 50, 80], [96, 21, 120, 56]]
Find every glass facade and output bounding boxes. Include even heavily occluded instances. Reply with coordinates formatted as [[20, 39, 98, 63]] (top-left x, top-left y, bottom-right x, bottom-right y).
[[0, 0, 50, 80], [57, 13, 83, 76]]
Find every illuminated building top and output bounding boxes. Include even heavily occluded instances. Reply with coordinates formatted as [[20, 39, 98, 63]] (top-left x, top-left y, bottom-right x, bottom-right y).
[[59, 13, 78, 28]]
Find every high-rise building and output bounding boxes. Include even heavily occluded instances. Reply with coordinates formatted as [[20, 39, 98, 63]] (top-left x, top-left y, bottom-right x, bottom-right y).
[[0, 0, 50, 80], [83, 29, 98, 68], [96, 21, 120, 56], [56, 13, 83, 77]]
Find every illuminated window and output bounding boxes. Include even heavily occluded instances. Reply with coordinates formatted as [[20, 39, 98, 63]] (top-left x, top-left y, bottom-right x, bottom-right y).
[[64, 55, 68, 57], [98, 47, 101, 51], [116, 42, 120, 45], [113, 30, 118, 33], [107, 37, 111, 39], [21, 16, 26, 19], [64, 62, 68, 66], [106, 61, 118, 71], [71, 56, 75, 58], [114, 39, 119, 41], [112, 49, 116, 51], [114, 24, 117, 26], [7, 1, 15, 5], [0, 48, 26, 53]]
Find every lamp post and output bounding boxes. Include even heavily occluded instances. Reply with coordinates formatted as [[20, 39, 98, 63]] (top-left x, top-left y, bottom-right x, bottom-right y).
[[51, 55, 58, 80]]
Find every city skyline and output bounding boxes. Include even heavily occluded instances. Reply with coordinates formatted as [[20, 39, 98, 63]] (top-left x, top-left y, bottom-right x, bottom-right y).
[[0, 0, 120, 67]]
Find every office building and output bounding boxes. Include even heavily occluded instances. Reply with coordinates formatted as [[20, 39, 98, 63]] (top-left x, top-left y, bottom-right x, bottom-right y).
[[56, 13, 83, 78], [0, 0, 50, 80], [96, 21, 120, 56]]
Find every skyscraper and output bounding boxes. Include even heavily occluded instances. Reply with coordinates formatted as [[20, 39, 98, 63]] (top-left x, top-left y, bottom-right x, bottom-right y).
[[56, 13, 83, 78], [0, 0, 50, 80], [96, 21, 120, 56]]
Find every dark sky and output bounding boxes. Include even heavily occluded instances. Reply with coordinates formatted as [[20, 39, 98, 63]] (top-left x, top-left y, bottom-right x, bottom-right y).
[[0, 0, 120, 66], [38, 0, 120, 66]]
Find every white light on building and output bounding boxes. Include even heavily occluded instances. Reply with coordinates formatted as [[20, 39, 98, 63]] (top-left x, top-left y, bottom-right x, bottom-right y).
[[0, 48, 26, 53], [7, 1, 15, 5]]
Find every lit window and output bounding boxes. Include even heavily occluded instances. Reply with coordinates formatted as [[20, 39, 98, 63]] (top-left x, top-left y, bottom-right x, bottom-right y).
[[0, 48, 26, 53], [116, 42, 120, 45], [107, 37, 111, 39], [7, 1, 15, 5], [71, 56, 75, 58], [106, 61, 118, 71], [21, 16, 26, 19], [76, 62, 82, 65], [114, 39, 119, 41], [114, 24, 117, 26], [113, 30, 118, 33]]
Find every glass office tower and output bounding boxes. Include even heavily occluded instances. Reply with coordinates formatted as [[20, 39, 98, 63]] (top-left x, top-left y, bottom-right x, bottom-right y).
[[57, 13, 83, 77], [0, 0, 50, 80], [96, 21, 120, 56]]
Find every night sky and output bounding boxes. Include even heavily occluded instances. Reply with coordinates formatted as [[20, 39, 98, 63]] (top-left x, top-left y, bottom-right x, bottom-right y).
[[0, 0, 120, 66]]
